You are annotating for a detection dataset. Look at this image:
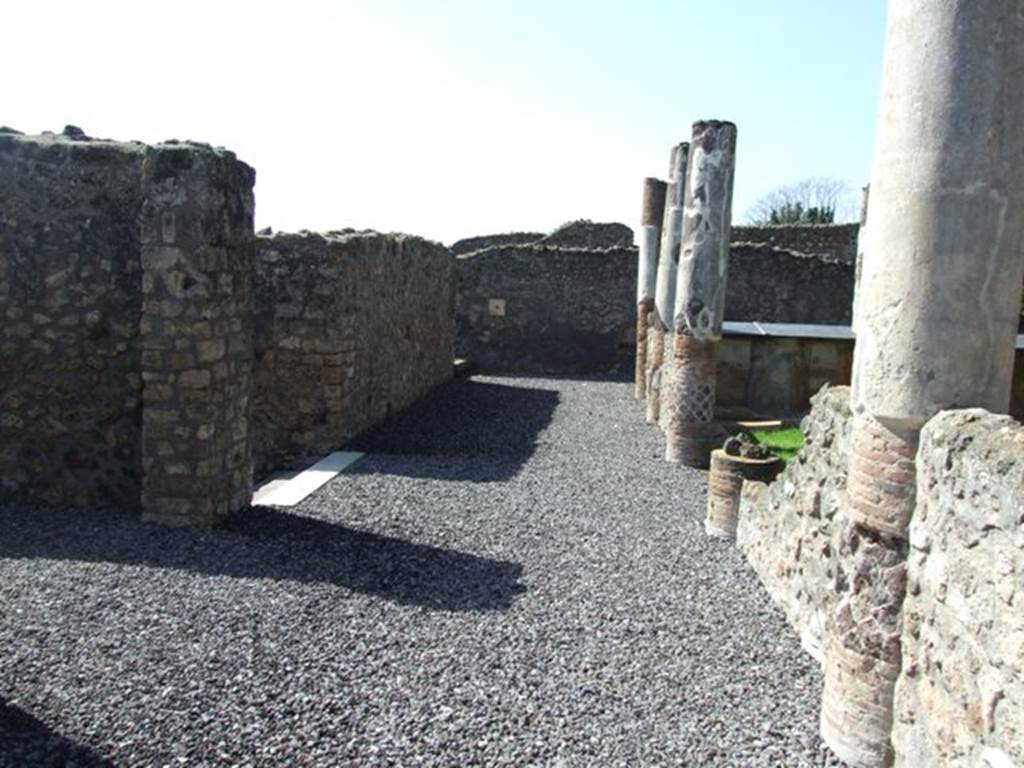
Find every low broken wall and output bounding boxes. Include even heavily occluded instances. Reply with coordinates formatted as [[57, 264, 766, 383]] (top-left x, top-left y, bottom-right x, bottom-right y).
[[253, 231, 454, 474], [893, 410, 1024, 767], [455, 244, 636, 374], [736, 385, 853, 660], [737, 389, 1024, 765]]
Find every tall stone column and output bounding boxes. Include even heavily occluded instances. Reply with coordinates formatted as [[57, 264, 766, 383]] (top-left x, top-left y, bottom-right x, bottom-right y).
[[664, 120, 737, 467], [635, 177, 667, 399], [821, 2, 1024, 766], [645, 142, 688, 424]]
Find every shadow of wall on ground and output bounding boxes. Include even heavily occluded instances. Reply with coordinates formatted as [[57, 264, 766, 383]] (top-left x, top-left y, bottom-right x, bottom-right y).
[[347, 377, 560, 482], [0, 696, 115, 768], [0, 504, 525, 612]]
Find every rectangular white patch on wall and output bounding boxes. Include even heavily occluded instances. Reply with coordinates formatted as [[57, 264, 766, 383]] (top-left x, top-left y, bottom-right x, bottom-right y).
[[488, 298, 506, 317]]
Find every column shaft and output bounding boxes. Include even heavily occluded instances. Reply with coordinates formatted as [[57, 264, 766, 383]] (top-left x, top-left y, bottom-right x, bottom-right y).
[[823, 2, 1024, 766], [635, 177, 667, 399], [646, 143, 689, 423], [665, 121, 737, 466]]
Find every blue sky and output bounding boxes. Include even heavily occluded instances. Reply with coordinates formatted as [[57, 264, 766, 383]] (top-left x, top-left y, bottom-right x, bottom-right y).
[[2, 1, 888, 243]]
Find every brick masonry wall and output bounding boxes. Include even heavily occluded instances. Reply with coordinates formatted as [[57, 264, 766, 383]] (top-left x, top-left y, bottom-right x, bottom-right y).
[[455, 244, 637, 374], [731, 223, 859, 264], [139, 144, 256, 525], [893, 410, 1024, 768], [253, 231, 453, 475], [0, 131, 146, 506], [736, 385, 853, 661]]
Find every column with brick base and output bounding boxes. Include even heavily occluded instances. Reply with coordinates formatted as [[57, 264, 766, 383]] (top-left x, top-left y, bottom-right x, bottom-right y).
[[646, 143, 688, 424], [635, 177, 667, 400], [139, 144, 256, 525], [820, 2, 1024, 766], [665, 120, 737, 467]]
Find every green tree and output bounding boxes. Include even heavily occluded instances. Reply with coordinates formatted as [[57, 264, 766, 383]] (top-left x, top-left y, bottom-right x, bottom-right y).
[[746, 177, 854, 225]]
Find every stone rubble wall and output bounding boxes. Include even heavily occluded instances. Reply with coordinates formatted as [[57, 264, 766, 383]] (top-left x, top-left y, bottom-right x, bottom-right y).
[[738, 389, 1024, 765], [893, 410, 1024, 768], [736, 385, 853, 660], [253, 231, 453, 475], [0, 131, 255, 525], [725, 244, 854, 325], [456, 239, 855, 374], [455, 244, 637, 374], [731, 223, 859, 264], [1, 130, 455, 523], [0, 132, 145, 508]]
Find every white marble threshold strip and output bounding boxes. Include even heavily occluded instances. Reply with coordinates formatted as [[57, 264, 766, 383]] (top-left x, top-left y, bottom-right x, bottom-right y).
[[252, 451, 365, 507]]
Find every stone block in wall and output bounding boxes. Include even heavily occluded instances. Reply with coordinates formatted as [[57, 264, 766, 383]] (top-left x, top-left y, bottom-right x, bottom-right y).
[[736, 384, 853, 661], [139, 143, 255, 525], [892, 409, 1024, 767], [252, 231, 453, 475]]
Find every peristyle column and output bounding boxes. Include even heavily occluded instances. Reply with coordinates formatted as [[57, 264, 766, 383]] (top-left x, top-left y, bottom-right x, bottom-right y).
[[635, 177, 667, 399], [664, 120, 737, 467], [821, 2, 1024, 766], [645, 142, 688, 423]]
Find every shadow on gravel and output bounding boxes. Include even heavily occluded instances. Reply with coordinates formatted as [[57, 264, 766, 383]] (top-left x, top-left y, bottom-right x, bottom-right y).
[[0, 505, 526, 612], [348, 378, 559, 482], [0, 696, 115, 768]]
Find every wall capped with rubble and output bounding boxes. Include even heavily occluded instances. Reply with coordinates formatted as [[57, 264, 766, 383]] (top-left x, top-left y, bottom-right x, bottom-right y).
[[731, 223, 859, 264], [252, 231, 454, 474]]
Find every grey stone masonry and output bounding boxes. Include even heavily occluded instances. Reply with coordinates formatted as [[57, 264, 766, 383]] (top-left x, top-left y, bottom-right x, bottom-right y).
[[0, 130, 146, 507], [0, 130, 255, 527], [253, 231, 454, 475], [666, 121, 737, 467], [139, 144, 256, 526]]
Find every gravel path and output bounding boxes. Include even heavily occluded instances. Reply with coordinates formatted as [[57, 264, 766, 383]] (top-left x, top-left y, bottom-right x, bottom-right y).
[[0, 375, 843, 767]]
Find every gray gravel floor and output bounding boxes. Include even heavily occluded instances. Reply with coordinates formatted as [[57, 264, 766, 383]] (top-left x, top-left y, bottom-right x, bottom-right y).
[[0, 375, 843, 767]]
